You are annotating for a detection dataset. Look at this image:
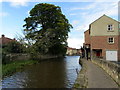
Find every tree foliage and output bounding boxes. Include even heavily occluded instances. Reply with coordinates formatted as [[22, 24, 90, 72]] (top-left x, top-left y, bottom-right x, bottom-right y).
[[3, 41, 26, 53], [23, 3, 72, 55]]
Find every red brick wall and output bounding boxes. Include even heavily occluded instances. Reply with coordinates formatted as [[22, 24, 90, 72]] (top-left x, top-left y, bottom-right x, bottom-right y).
[[0, 38, 2, 45], [0, 35, 15, 45], [118, 35, 120, 61], [84, 30, 90, 44], [91, 36, 119, 59], [2, 37, 13, 44]]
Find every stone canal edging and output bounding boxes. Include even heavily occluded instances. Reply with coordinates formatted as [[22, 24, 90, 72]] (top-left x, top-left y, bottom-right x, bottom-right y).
[[73, 58, 120, 88], [92, 59, 120, 86], [73, 58, 88, 88], [6, 53, 63, 61]]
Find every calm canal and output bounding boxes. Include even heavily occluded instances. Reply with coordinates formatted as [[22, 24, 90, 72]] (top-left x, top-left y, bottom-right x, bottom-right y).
[[2, 56, 81, 88]]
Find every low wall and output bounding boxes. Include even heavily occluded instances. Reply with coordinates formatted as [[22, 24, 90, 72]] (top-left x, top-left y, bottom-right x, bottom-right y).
[[73, 58, 88, 88], [6, 53, 62, 61], [92, 59, 120, 86], [7, 53, 30, 61], [34, 54, 63, 60]]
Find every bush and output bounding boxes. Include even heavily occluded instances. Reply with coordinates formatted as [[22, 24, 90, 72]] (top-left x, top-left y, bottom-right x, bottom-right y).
[[2, 52, 10, 64], [3, 41, 27, 53]]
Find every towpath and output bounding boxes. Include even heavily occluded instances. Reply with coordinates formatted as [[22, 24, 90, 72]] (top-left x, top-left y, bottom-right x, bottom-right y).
[[85, 60, 118, 88]]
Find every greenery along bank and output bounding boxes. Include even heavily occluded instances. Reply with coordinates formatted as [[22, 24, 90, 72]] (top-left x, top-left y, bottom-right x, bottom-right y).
[[2, 3, 72, 77], [2, 60, 38, 77], [23, 3, 72, 58]]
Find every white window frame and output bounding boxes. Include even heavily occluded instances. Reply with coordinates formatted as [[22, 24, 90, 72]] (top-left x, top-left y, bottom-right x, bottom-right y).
[[108, 37, 114, 44], [107, 24, 114, 31]]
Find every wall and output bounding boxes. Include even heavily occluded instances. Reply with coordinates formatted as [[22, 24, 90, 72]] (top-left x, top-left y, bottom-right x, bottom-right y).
[[0, 35, 15, 45], [33, 54, 62, 60], [7, 53, 62, 61], [91, 35, 119, 59], [7, 54, 30, 61], [73, 58, 88, 88], [91, 36, 119, 50], [118, 35, 120, 61], [90, 15, 118, 36], [84, 30, 90, 44], [92, 59, 120, 86]]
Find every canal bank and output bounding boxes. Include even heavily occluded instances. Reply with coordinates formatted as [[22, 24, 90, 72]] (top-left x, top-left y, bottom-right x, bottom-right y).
[[73, 58, 88, 88], [2, 60, 39, 78], [2, 53, 65, 78], [2, 56, 81, 88], [73, 58, 119, 88]]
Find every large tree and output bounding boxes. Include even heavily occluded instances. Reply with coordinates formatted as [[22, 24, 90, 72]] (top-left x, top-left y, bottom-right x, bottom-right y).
[[23, 3, 72, 55]]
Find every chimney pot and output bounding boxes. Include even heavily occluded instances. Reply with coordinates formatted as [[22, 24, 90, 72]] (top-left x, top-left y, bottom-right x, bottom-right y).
[[2, 34, 5, 37]]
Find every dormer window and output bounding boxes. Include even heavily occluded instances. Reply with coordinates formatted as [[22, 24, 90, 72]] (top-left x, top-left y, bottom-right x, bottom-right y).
[[107, 24, 113, 31]]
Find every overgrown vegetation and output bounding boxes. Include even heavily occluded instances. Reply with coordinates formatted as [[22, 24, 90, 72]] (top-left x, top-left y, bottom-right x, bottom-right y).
[[23, 3, 72, 57], [2, 3, 72, 77], [2, 60, 38, 77], [2, 40, 27, 64], [3, 41, 26, 54]]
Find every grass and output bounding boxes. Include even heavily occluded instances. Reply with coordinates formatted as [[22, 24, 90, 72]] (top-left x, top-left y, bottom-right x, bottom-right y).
[[73, 83, 80, 88], [2, 60, 38, 78]]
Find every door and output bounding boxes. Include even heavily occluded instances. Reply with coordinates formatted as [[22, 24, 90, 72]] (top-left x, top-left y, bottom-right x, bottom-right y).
[[96, 51, 100, 57], [106, 50, 117, 61]]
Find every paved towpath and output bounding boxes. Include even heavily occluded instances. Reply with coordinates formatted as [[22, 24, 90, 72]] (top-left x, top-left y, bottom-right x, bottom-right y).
[[85, 60, 118, 88]]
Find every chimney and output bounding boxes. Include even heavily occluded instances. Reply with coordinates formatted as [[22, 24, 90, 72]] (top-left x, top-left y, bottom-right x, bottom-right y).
[[13, 38, 16, 40], [2, 34, 5, 37]]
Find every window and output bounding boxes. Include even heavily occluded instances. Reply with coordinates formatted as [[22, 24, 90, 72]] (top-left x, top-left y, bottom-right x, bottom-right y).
[[119, 24, 120, 29], [107, 24, 113, 31], [108, 37, 114, 44]]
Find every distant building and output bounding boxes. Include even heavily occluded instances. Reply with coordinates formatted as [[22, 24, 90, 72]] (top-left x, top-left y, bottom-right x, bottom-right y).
[[66, 47, 81, 56], [84, 15, 120, 61], [0, 34, 16, 45]]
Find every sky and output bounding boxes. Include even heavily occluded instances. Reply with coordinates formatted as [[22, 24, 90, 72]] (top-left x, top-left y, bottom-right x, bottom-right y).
[[0, 0, 119, 49]]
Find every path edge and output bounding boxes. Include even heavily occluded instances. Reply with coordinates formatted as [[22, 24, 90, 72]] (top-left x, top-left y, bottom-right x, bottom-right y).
[[73, 58, 88, 88]]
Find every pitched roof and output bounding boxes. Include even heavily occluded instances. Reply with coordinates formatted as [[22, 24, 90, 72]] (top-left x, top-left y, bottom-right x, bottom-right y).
[[0, 35, 16, 45], [90, 14, 119, 25], [84, 29, 90, 33]]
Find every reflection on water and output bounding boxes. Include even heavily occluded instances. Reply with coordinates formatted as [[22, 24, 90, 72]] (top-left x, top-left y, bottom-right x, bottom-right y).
[[2, 56, 81, 88]]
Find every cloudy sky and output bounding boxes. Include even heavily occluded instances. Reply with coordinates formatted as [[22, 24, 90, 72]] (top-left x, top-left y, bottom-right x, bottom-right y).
[[0, 0, 119, 49]]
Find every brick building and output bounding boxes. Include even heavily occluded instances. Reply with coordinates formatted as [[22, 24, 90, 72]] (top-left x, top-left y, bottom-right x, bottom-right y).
[[66, 47, 81, 56], [84, 15, 120, 61], [0, 34, 16, 45]]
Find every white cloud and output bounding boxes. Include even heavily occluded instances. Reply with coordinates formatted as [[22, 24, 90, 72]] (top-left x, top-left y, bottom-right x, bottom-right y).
[[27, 10, 30, 16], [69, 2, 118, 34], [1, 0, 119, 3], [2, 0, 29, 7], [10, 0, 28, 7], [71, 20, 79, 26], [75, 25, 88, 31], [0, 12, 9, 17], [78, 2, 118, 30], [67, 38, 84, 49], [71, 2, 98, 10], [71, 20, 88, 31], [69, 13, 77, 16]]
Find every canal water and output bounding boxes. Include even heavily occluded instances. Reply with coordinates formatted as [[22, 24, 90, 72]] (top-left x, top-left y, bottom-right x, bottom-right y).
[[2, 56, 81, 88]]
